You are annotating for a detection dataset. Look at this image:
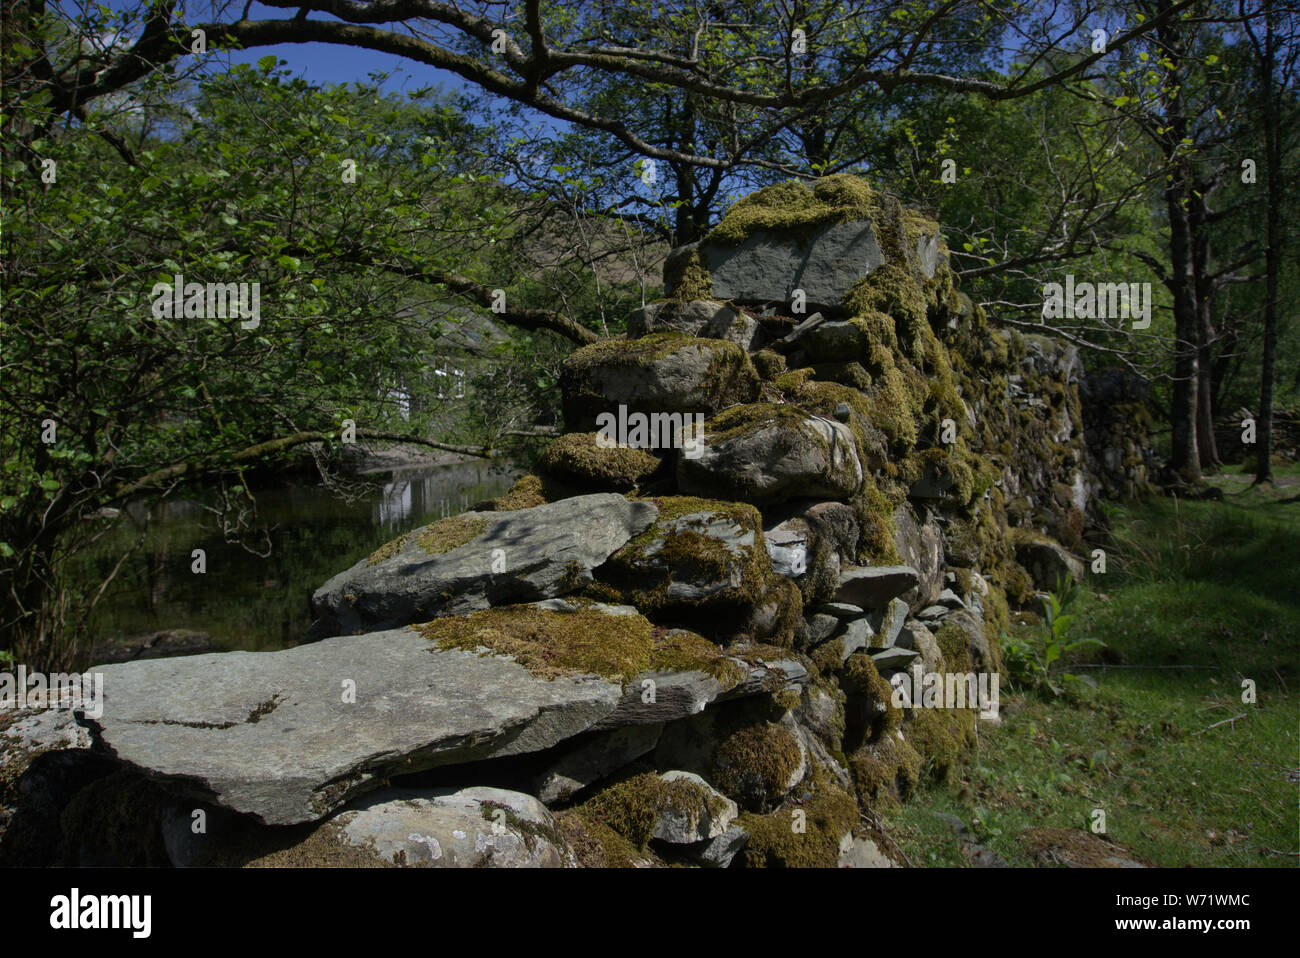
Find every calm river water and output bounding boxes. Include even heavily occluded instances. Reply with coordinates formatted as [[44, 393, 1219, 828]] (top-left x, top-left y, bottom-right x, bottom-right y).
[[82, 459, 519, 653]]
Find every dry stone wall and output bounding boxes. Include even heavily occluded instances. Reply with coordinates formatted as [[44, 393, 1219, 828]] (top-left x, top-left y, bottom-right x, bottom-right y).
[[1, 176, 1151, 868]]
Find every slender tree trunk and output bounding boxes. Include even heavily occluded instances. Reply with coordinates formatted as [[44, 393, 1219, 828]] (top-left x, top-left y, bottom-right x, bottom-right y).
[[1253, 0, 1281, 484], [1191, 192, 1221, 469], [1157, 9, 1201, 481]]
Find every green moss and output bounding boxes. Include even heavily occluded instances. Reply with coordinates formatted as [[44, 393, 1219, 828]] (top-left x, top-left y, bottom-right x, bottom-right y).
[[852, 480, 901, 564], [713, 721, 804, 811], [906, 707, 976, 783], [706, 176, 879, 246], [848, 733, 923, 808], [366, 514, 489, 565], [555, 809, 648, 867], [418, 604, 738, 688], [811, 361, 873, 392], [481, 474, 551, 511], [933, 623, 973, 672], [698, 402, 816, 448], [842, 652, 902, 746], [57, 770, 172, 866], [666, 248, 713, 301], [537, 432, 661, 492], [751, 349, 787, 380], [737, 767, 859, 868], [579, 771, 732, 850]]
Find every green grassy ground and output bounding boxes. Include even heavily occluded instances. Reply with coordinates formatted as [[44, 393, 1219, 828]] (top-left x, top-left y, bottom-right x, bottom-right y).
[[886, 463, 1300, 867]]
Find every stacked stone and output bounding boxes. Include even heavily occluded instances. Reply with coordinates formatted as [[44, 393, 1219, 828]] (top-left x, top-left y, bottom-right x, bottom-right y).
[[2, 176, 1105, 869]]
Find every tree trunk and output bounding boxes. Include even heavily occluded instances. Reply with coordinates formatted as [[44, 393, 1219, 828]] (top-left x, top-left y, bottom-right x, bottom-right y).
[[1157, 8, 1201, 481], [1254, 0, 1281, 485], [1191, 191, 1220, 469]]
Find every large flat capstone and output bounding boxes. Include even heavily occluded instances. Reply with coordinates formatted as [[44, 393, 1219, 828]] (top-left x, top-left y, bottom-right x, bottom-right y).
[[83, 628, 626, 825], [310, 493, 658, 636]]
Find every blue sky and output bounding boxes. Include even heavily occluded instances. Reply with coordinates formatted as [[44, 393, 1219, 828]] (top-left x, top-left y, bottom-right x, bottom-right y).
[[76, 1, 474, 92]]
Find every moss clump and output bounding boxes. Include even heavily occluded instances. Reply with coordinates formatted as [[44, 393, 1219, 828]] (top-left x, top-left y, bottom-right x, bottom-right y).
[[848, 733, 923, 808], [366, 514, 489, 565], [600, 497, 771, 628], [906, 707, 976, 783], [737, 768, 859, 868], [536, 432, 661, 492], [419, 604, 739, 687], [665, 248, 713, 301], [700, 402, 812, 448], [713, 721, 804, 811], [707, 175, 881, 246], [854, 481, 902, 565], [553, 809, 648, 868], [810, 361, 873, 392], [751, 349, 787, 380], [933, 623, 973, 672], [842, 652, 902, 748], [579, 771, 732, 850], [478, 474, 550, 511]]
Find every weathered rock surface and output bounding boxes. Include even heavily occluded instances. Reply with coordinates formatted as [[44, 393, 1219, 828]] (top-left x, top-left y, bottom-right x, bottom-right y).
[[681, 220, 888, 310], [533, 725, 664, 806], [310, 493, 657, 636], [628, 299, 762, 350], [834, 565, 920, 609], [1014, 536, 1086, 590], [693, 825, 750, 867], [599, 499, 768, 611], [652, 770, 739, 843], [678, 405, 863, 506], [560, 333, 760, 432], [328, 787, 574, 867], [891, 506, 944, 608], [84, 628, 627, 825], [866, 598, 909, 649]]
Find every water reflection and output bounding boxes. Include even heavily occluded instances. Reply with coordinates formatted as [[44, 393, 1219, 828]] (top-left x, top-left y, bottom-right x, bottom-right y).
[[82, 459, 518, 654]]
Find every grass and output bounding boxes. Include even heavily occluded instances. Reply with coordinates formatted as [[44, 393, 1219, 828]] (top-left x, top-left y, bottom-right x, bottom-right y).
[[885, 462, 1300, 867]]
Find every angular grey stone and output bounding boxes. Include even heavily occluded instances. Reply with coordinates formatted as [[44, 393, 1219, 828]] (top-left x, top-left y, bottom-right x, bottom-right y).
[[330, 787, 573, 868], [84, 628, 626, 825], [821, 602, 865, 620], [593, 654, 810, 730], [834, 565, 920, 609], [694, 825, 749, 868], [935, 588, 966, 610], [604, 506, 768, 607], [869, 646, 920, 670], [561, 335, 760, 432], [917, 605, 948, 622], [892, 506, 944, 608], [690, 221, 887, 310], [534, 724, 664, 806], [628, 299, 762, 350], [839, 835, 895, 868], [839, 618, 871, 661], [1014, 537, 1086, 591], [310, 493, 658, 636], [764, 518, 810, 578], [866, 597, 909, 648], [796, 683, 845, 750], [678, 406, 863, 506], [896, 620, 943, 673], [807, 613, 840, 644], [653, 771, 738, 843]]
